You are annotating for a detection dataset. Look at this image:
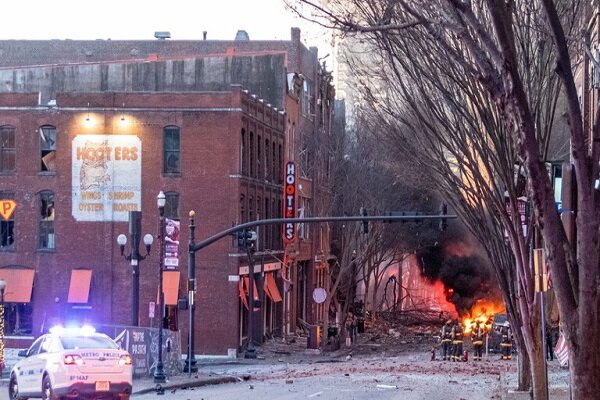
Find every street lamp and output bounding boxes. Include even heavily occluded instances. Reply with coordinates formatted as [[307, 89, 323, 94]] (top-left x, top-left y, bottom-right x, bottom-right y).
[[117, 211, 153, 326], [154, 191, 167, 384], [0, 279, 6, 377], [185, 210, 197, 375]]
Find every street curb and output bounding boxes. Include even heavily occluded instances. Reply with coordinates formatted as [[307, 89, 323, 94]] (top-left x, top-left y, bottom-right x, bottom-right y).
[[133, 376, 239, 395]]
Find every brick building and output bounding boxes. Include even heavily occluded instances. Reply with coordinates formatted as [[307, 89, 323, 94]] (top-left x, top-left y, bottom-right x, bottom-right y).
[[0, 28, 336, 357]]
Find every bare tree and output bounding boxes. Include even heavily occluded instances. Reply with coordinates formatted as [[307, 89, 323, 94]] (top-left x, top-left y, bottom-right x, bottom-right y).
[[288, 0, 593, 397]]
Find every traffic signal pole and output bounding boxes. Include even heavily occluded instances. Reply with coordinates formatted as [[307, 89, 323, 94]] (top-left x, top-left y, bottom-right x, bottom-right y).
[[186, 213, 457, 362]]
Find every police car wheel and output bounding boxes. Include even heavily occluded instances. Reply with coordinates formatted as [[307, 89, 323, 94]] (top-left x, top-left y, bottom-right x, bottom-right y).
[[41, 375, 58, 400], [9, 374, 27, 400]]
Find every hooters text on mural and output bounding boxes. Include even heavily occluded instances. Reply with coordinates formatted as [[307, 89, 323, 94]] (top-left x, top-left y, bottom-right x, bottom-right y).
[[72, 135, 142, 222]]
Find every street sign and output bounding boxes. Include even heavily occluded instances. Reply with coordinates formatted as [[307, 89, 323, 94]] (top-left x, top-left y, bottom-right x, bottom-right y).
[[149, 301, 155, 318], [0, 199, 16, 221]]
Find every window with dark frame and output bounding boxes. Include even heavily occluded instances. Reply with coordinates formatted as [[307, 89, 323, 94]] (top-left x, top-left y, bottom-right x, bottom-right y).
[[164, 192, 180, 220], [38, 191, 55, 249], [40, 125, 57, 172], [257, 135, 262, 179], [0, 191, 15, 250], [249, 132, 254, 177], [265, 138, 270, 181], [241, 129, 247, 175], [0, 125, 16, 172], [163, 126, 180, 174], [4, 302, 33, 336]]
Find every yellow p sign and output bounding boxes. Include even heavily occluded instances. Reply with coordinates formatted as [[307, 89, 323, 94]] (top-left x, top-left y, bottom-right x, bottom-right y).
[[0, 200, 16, 221]]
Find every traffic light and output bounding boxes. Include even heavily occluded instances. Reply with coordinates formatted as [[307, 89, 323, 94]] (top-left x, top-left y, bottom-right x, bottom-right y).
[[234, 229, 257, 249], [439, 203, 448, 232], [360, 207, 368, 234], [244, 230, 257, 248]]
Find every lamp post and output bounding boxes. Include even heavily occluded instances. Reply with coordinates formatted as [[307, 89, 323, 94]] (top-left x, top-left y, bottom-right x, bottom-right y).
[[154, 191, 167, 384], [244, 230, 257, 359], [117, 211, 153, 326], [185, 210, 197, 375], [0, 279, 6, 378]]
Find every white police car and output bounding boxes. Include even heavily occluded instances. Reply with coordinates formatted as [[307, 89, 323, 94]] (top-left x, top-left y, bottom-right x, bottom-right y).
[[9, 326, 132, 400]]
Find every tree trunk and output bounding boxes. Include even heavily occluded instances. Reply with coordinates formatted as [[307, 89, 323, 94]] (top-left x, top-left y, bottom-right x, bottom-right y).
[[570, 342, 600, 399], [528, 326, 547, 400], [517, 347, 531, 392]]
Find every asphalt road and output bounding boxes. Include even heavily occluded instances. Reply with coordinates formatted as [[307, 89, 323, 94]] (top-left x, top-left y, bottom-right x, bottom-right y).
[[132, 357, 503, 400], [133, 373, 500, 400]]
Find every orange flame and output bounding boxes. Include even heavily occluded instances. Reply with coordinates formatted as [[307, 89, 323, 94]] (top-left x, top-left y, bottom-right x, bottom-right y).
[[462, 299, 505, 334]]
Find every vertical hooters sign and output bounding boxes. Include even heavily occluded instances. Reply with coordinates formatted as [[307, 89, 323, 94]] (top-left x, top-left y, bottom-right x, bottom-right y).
[[283, 162, 297, 243]]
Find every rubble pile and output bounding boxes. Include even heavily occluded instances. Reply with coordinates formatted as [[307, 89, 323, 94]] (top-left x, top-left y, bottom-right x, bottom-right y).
[[357, 312, 441, 354]]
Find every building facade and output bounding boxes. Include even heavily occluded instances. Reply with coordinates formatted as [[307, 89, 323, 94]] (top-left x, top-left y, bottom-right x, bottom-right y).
[[0, 28, 337, 357]]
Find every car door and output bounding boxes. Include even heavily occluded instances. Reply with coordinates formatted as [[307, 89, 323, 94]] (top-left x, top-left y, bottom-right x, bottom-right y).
[[30, 336, 54, 392], [15, 336, 44, 394]]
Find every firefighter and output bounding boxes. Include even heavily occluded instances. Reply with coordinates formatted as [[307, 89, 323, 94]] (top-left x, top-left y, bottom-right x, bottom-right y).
[[500, 321, 513, 360], [471, 321, 485, 361], [451, 319, 464, 361], [440, 319, 453, 361]]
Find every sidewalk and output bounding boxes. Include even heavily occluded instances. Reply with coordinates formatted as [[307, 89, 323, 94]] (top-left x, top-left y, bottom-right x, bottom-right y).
[[132, 372, 241, 395]]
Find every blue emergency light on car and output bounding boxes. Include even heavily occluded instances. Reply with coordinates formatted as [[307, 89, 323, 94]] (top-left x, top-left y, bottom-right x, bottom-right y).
[[49, 324, 96, 335]]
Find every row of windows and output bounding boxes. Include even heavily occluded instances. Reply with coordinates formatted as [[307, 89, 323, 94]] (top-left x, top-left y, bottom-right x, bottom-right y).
[[240, 129, 283, 183], [0, 191, 179, 251], [0, 124, 181, 174], [240, 194, 282, 251]]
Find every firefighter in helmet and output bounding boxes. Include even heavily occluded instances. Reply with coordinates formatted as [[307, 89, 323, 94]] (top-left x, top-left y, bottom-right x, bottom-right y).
[[440, 319, 453, 361], [471, 321, 485, 361], [500, 320, 513, 360], [451, 319, 464, 361]]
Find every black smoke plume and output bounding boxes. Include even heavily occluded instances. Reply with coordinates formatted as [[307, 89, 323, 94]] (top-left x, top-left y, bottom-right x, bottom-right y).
[[416, 244, 497, 315]]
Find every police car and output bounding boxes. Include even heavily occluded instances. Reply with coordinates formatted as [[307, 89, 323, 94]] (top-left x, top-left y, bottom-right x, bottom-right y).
[[9, 326, 132, 400]]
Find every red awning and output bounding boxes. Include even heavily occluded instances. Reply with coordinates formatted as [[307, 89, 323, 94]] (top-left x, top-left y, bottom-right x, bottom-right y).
[[0, 269, 35, 302], [264, 272, 282, 303], [161, 271, 180, 306], [243, 276, 259, 300], [67, 269, 92, 303], [239, 280, 249, 310]]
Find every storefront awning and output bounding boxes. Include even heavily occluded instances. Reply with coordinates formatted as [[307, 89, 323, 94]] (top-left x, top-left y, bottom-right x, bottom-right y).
[[239, 280, 249, 310], [241, 276, 260, 311], [161, 271, 180, 306], [67, 269, 92, 303], [264, 272, 282, 303], [0, 268, 35, 302], [242, 276, 259, 300]]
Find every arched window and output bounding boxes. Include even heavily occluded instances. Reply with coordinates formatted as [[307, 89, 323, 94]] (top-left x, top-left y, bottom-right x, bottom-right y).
[[163, 126, 180, 174], [38, 191, 55, 250], [40, 125, 56, 172], [0, 125, 16, 172]]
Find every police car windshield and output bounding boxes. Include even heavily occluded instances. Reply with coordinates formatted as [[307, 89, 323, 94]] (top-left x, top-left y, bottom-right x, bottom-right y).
[[59, 335, 119, 350]]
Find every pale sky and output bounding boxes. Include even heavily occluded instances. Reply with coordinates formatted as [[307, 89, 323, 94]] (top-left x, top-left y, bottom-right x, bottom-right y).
[[1, 0, 330, 46]]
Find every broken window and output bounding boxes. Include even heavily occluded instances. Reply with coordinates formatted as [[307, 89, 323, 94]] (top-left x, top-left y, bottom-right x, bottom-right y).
[[38, 191, 55, 249], [40, 125, 56, 172], [163, 126, 180, 174], [302, 79, 312, 118], [0, 125, 16, 172], [0, 191, 15, 250]]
